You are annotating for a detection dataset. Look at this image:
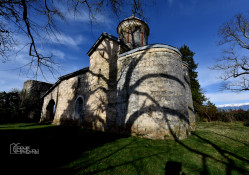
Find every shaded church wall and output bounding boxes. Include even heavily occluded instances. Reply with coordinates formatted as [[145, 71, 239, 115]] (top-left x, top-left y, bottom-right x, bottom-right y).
[[117, 46, 191, 139], [182, 63, 196, 131], [40, 73, 88, 124], [85, 38, 120, 131]]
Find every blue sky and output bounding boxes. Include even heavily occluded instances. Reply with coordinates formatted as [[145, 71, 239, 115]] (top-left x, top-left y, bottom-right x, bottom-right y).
[[0, 0, 249, 106]]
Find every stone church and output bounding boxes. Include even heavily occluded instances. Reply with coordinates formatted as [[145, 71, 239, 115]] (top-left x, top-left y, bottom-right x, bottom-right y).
[[36, 16, 195, 139]]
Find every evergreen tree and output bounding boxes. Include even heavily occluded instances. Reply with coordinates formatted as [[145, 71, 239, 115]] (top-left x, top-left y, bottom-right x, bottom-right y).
[[179, 45, 206, 114]]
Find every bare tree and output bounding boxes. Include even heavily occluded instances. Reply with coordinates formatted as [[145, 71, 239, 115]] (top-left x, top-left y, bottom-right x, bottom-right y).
[[212, 13, 249, 91], [0, 0, 146, 79]]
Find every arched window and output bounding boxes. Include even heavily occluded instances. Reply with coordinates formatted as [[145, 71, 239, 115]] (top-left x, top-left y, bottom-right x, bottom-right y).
[[75, 96, 84, 119]]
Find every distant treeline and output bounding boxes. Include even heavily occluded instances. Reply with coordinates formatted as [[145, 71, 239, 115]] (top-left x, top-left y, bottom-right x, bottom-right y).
[[197, 101, 249, 126]]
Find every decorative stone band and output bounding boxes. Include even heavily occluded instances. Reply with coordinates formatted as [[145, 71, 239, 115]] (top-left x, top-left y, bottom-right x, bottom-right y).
[[119, 44, 182, 58]]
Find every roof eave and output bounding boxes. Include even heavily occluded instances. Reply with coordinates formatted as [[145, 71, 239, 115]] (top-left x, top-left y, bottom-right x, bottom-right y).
[[87, 32, 129, 57], [41, 67, 89, 99]]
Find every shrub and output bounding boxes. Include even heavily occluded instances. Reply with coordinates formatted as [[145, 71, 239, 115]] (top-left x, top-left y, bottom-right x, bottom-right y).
[[216, 109, 249, 122], [197, 102, 249, 122], [198, 101, 219, 122]]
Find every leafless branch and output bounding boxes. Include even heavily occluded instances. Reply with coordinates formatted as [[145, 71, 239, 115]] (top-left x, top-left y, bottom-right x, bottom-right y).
[[0, 0, 150, 80], [213, 13, 249, 91], [218, 14, 249, 49]]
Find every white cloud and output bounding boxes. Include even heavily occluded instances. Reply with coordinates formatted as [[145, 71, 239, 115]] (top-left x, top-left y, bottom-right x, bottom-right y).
[[197, 66, 223, 88], [11, 34, 69, 61], [0, 64, 59, 92], [0, 70, 28, 92], [66, 11, 111, 24], [47, 33, 84, 47], [54, 1, 112, 24], [51, 49, 65, 60], [14, 53, 31, 65], [0, 45, 63, 92], [206, 91, 249, 105]]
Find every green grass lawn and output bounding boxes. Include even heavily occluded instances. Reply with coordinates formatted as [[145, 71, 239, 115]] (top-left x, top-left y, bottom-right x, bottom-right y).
[[1, 122, 249, 175]]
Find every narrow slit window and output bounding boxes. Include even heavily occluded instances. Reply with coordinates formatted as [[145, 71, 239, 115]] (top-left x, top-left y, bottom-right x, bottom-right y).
[[98, 69, 101, 84], [75, 97, 84, 119], [141, 32, 144, 46], [77, 77, 81, 88], [127, 30, 130, 43]]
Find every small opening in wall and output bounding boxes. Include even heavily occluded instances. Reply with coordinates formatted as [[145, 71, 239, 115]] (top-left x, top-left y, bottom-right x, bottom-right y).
[[141, 32, 144, 46], [127, 30, 130, 43], [75, 97, 84, 119], [98, 69, 101, 84], [77, 77, 81, 89]]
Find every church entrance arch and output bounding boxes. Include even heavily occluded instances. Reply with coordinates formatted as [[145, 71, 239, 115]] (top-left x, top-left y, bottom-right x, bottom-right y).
[[46, 99, 56, 121]]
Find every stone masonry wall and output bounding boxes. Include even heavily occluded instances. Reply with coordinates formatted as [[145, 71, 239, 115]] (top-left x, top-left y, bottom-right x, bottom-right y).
[[40, 73, 88, 124], [85, 38, 120, 131], [182, 63, 195, 131], [117, 46, 191, 139], [21, 80, 52, 98], [40, 42, 195, 140], [21, 80, 52, 120]]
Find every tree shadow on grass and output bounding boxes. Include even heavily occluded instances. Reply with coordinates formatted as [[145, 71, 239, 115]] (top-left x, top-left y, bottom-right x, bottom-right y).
[[208, 130, 249, 147], [173, 132, 249, 175], [1, 124, 127, 175], [2, 123, 249, 175], [165, 161, 185, 175], [63, 126, 249, 175]]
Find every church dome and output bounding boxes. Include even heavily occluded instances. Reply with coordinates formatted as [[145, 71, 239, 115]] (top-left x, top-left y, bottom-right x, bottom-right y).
[[117, 15, 149, 49]]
